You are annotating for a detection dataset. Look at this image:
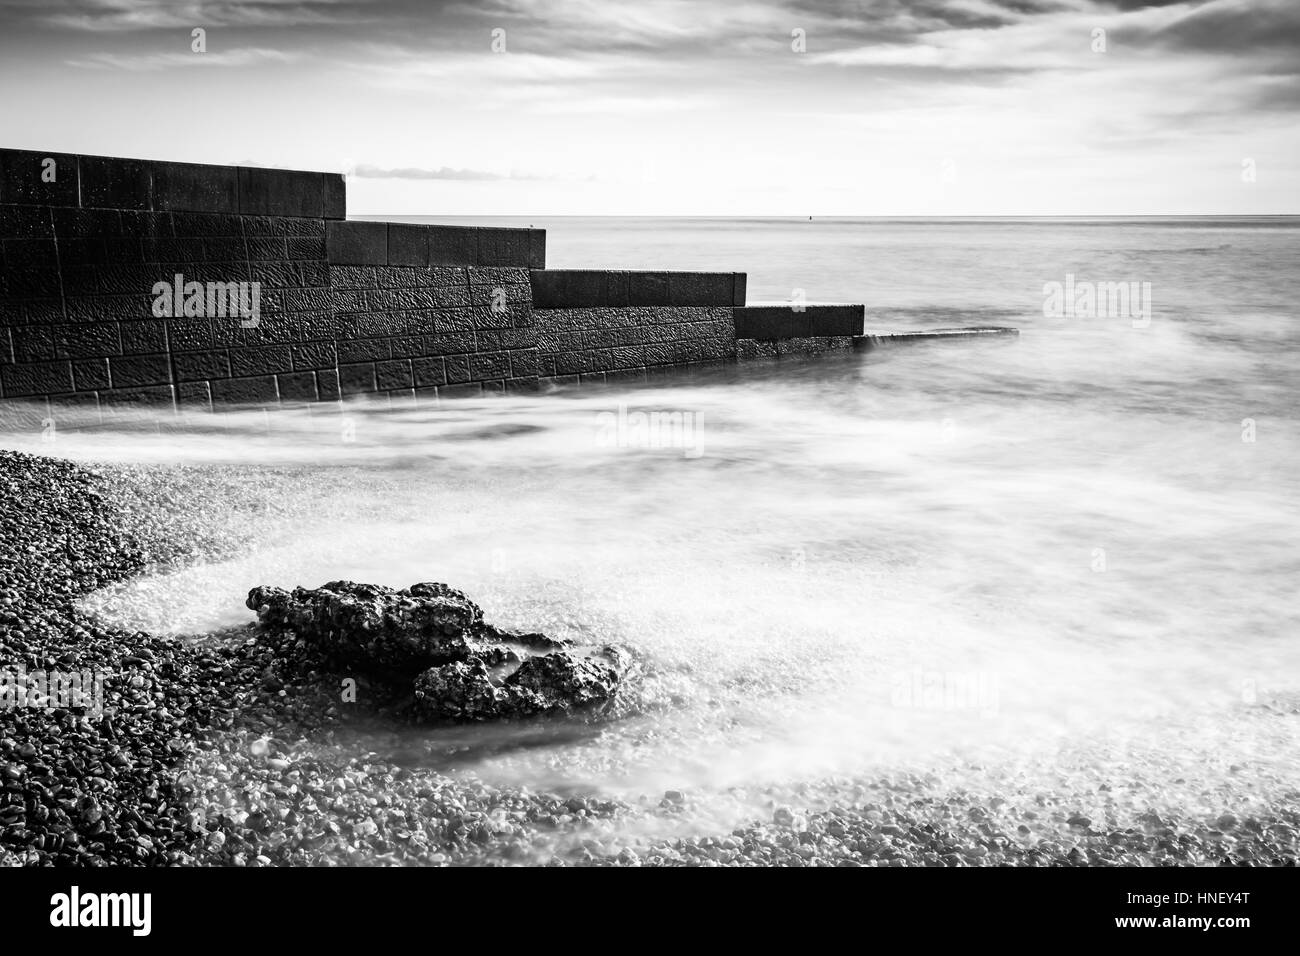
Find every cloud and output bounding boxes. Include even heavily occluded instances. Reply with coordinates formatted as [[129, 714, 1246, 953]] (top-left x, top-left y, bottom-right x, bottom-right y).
[[350, 164, 540, 181], [21, 0, 365, 32], [66, 45, 300, 68]]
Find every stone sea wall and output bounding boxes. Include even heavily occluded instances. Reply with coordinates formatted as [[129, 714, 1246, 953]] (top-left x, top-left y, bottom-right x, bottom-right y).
[[0, 148, 868, 423]]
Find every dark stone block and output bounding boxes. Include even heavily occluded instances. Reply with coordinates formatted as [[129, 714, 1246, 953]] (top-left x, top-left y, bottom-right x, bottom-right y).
[[0, 205, 54, 239], [286, 236, 325, 260], [330, 289, 369, 315], [733, 305, 811, 340], [468, 351, 511, 381], [316, 368, 340, 401], [528, 229, 546, 269], [52, 207, 121, 238], [202, 237, 248, 261], [388, 223, 429, 267], [118, 210, 174, 238], [629, 272, 671, 306], [54, 322, 120, 358], [4, 238, 58, 270], [337, 338, 390, 363], [508, 350, 539, 377], [354, 311, 407, 338], [296, 261, 329, 288], [16, 297, 63, 325], [468, 266, 528, 286], [443, 354, 471, 384], [413, 356, 446, 387], [323, 174, 346, 220], [166, 318, 214, 351], [229, 345, 293, 376], [505, 376, 540, 393], [246, 237, 287, 261], [56, 237, 106, 266], [603, 271, 630, 306], [733, 273, 747, 306], [669, 272, 734, 306], [424, 331, 477, 355], [3, 268, 60, 297], [277, 371, 318, 401], [211, 375, 278, 405], [297, 312, 345, 342], [99, 385, 175, 411], [119, 319, 168, 354], [609, 345, 643, 369], [376, 358, 413, 390], [12, 325, 55, 362], [805, 304, 865, 337], [238, 167, 324, 218], [282, 288, 332, 313], [111, 353, 172, 388], [389, 333, 425, 358], [177, 380, 212, 410], [326, 220, 387, 265], [338, 362, 377, 395], [1, 360, 74, 396], [291, 341, 336, 370], [475, 328, 535, 351], [477, 228, 531, 267], [170, 211, 244, 237], [0, 149, 79, 206], [173, 349, 230, 381], [326, 264, 377, 290], [244, 215, 323, 238], [529, 270, 603, 309], [249, 262, 301, 288], [152, 160, 239, 214], [427, 226, 477, 266], [79, 154, 152, 210]]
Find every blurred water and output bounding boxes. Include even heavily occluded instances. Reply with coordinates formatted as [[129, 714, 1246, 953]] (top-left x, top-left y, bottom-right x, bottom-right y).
[[6, 217, 1299, 818]]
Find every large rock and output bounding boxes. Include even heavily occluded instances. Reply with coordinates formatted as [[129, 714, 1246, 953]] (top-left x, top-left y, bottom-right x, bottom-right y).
[[247, 580, 629, 722], [413, 645, 628, 721]]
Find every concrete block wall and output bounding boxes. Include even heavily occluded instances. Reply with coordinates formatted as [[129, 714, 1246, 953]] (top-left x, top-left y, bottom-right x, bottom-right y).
[[535, 306, 736, 386], [733, 304, 864, 362], [1, 147, 875, 419], [328, 264, 539, 398], [0, 199, 336, 419], [0, 148, 544, 421], [528, 269, 743, 386]]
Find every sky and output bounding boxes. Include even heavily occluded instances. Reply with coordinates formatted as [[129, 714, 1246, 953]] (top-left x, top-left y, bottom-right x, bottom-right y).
[[0, 0, 1296, 215]]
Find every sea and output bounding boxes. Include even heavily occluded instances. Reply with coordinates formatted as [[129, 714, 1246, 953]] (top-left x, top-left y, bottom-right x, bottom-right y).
[[10, 217, 1300, 850]]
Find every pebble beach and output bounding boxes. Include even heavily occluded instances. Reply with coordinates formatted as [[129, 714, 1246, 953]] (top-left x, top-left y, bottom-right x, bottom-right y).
[[2, 446, 1296, 867]]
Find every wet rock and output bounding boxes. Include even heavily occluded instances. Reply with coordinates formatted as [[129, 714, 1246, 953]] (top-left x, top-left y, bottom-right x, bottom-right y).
[[248, 580, 632, 723], [247, 581, 486, 674]]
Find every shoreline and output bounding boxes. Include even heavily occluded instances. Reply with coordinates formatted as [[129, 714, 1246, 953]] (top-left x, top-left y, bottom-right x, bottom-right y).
[[1, 447, 1296, 867]]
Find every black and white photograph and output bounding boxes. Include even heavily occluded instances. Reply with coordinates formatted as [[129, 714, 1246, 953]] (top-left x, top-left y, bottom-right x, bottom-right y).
[[0, 0, 1295, 937]]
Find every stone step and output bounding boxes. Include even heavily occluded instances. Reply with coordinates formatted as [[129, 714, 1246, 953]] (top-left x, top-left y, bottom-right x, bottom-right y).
[[530, 269, 746, 309], [734, 304, 864, 339], [853, 326, 1020, 349], [0, 147, 344, 219], [326, 220, 543, 268]]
